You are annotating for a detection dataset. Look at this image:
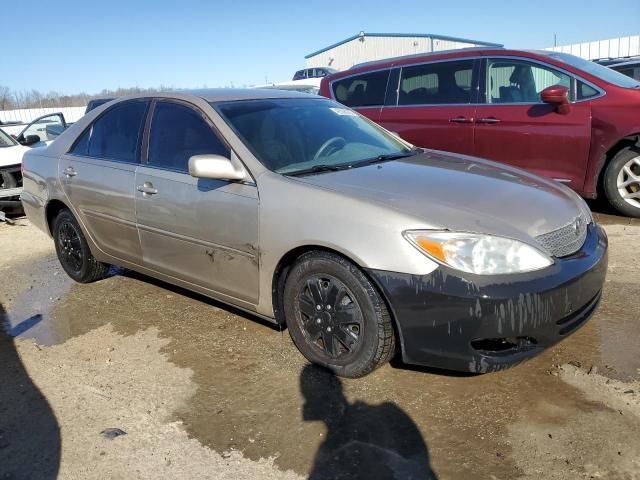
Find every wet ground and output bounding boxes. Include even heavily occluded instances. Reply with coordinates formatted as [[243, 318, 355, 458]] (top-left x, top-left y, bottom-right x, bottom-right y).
[[1, 207, 639, 479]]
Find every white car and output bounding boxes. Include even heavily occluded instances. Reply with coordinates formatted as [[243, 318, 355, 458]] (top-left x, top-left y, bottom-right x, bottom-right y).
[[0, 127, 29, 214]]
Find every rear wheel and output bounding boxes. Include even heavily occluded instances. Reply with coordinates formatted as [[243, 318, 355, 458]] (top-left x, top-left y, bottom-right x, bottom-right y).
[[52, 209, 109, 283], [283, 251, 395, 378], [603, 147, 640, 218]]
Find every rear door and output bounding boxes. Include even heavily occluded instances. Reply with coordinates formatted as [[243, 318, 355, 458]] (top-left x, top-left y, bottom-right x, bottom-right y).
[[377, 59, 478, 154], [472, 57, 592, 188], [135, 100, 259, 304], [329, 69, 390, 123], [60, 100, 149, 265]]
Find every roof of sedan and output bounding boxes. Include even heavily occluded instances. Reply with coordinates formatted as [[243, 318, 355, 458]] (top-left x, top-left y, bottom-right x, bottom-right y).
[[187, 88, 316, 102]]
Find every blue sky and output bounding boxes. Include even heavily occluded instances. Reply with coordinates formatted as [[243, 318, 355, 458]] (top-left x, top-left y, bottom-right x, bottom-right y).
[[4, 0, 639, 94]]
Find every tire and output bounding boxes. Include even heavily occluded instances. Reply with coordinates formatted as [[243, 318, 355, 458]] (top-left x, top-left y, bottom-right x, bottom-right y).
[[603, 147, 640, 218], [52, 209, 110, 283], [283, 251, 395, 378]]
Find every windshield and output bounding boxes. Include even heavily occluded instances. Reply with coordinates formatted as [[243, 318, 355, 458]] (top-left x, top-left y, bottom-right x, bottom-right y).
[[548, 52, 640, 88], [214, 98, 413, 175], [0, 128, 17, 148]]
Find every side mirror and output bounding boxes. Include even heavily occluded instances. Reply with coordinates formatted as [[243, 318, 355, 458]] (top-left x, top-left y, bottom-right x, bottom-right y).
[[541, 85, 570, 114], [188, 154, 247, 181], [20, 134, 42, 146]]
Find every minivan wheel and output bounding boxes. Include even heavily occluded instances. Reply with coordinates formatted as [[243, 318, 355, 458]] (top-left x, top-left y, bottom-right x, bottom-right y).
[[52, 209, 109, 283], [603, 147, 640, 218], [283, 251, 395, 378]]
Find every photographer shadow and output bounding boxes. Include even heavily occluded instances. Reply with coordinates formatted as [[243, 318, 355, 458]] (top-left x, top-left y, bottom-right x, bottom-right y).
[[0, 303, 61, 479], [301, 364, 437, 480]]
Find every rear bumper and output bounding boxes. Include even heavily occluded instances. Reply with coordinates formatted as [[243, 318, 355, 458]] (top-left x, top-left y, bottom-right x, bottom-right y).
[[367, 224, 608, 373]]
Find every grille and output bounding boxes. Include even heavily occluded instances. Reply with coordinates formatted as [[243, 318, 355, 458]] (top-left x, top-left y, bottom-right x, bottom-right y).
[[535, 215, 589, 258]]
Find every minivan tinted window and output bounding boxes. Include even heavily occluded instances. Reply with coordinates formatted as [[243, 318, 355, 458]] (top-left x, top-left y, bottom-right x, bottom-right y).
[[487, 59, 571, 104], [398, 60, 473, 105], [148, 101, 230, 172], [87, 101, 148, 162], [331, 70, 389, 107]]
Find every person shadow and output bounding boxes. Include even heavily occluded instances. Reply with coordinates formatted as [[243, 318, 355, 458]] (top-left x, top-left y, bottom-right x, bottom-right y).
[[0, 302, 61, 479], [301, 364, 438, 480]]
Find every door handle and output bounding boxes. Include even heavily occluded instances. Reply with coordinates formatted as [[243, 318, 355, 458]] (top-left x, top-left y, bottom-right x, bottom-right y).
[[137, 182, 158, 196], [449, 116, 474, 124], [63, 167, 77, 177], [476, 117, 501, 124]]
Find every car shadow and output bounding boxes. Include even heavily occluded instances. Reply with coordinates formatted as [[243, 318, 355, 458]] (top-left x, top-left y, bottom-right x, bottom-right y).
[[300, 364, 438, 480], [0, 302, 61, 479]]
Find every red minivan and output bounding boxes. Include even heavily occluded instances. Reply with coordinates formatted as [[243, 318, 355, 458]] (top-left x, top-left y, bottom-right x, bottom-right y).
[[320, 48, 640, 217]]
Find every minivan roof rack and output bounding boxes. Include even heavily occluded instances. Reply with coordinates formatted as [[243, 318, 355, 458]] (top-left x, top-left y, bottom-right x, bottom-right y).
[[349, 46, 504, 70]]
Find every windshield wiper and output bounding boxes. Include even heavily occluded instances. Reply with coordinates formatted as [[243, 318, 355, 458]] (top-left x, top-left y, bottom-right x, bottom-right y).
[[285, 164, 349, 177], [350, 149, 420, 168]]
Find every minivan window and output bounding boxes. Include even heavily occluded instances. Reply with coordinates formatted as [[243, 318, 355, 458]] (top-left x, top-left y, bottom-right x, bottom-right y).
[[215, 98, 412, 175], [87, 101, 148, 162], [398, 60, 473, 105], [577, 81, 599, 100], [148, 101, 230, 172], [487, 59, 572, 104], [331, 70, 390, 107]]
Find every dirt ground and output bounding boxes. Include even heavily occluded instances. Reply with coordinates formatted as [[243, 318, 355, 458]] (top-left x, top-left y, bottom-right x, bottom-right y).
[[1, 207, 639, 480]]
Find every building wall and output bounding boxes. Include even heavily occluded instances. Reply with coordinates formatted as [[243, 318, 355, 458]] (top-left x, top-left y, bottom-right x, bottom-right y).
[[306, 35, 483, 71], [545, 35, 640, 61]]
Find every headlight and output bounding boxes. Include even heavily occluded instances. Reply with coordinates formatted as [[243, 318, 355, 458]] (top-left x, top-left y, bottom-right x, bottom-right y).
[[403, 230, 553, 275]]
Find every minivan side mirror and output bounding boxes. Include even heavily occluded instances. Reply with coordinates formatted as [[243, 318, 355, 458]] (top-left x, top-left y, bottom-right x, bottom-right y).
[[541, 85, 571, 114], [188, 154, 248, 181]]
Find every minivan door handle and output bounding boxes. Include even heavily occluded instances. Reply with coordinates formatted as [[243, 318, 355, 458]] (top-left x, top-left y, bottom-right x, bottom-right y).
[[63, 167, 77, 177], [449, 116, 474, 124], [137, 182, 158, 196], [476, 117, 501, 124]]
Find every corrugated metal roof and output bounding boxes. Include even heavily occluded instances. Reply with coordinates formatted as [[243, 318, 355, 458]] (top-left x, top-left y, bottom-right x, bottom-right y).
[[305, 32, 503, 59]]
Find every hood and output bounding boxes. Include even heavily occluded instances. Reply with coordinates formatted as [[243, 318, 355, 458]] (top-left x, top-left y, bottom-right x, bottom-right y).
[[294, 150, 588, 244], [0, 144, 29, 168]]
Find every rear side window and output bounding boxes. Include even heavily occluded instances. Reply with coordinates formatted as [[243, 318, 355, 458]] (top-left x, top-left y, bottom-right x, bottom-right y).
[[486, 59, 572, 104], [398, 60, 473, 105], [331, 70, 390, 107], [88, 101, 148, 162], [148, 101, 230, 172]]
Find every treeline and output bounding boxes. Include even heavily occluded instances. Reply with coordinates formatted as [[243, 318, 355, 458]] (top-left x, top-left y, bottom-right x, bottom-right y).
[[0, 85, 177, 110]]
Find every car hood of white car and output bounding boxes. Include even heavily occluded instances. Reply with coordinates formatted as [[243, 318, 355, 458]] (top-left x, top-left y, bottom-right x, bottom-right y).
[[0, 144, 30, 168]]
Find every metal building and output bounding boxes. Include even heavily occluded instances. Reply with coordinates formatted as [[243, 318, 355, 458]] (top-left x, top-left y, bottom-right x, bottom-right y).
[[545, 35, 640, 61], [305, 32, 502, 71]]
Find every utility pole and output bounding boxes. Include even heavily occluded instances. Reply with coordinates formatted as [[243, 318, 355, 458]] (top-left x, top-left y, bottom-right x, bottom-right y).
[[554, 34, 557, 47]]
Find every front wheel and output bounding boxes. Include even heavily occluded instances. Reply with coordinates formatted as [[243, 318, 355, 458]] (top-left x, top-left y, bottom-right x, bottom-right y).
[[603, 147, 640, 218], [283, 251, 395, 378], [52, 209, 110, 283]]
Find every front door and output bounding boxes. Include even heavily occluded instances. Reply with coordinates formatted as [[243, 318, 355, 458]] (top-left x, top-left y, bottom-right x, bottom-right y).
[[473, 58, 592, 189], [18, 113, 67, 147], [60, 100, 149, 265], [135, 100, 259, 304], [378, 59, 478, 154]]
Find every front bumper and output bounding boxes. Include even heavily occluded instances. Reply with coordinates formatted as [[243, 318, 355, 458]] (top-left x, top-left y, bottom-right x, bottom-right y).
[[367, 224, 608, 373]]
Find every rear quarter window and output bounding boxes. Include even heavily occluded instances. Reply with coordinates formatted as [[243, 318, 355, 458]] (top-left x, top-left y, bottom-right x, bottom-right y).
[[331, 70, 390, 107]]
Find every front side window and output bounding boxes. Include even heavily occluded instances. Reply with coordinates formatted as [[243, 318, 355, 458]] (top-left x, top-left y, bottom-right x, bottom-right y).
[[148, 101, 229, 172], [215, 98, 414, 175], [331, 70, 390, 107], [398, 60, 473, 105], [88, 101, 148, 162], [487, 59, 572, 104]]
